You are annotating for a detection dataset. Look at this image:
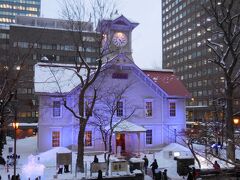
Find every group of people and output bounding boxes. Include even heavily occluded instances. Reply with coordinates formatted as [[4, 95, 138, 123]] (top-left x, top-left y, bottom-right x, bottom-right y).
[[186, 161, 221, 180], [57, 164, 70, 174], [143, 155, 168, 180]]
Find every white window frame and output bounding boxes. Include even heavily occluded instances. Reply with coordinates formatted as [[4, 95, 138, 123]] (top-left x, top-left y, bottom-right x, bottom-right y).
[[52, 100, 62, 118], [51, 130, 61, 147], [84, 130, 93, 148], [145, 129, 153, 145], [144, 99, 153, 117], [169, 101, 176, 117], [116, 100, 124, 117], [85, 98, 93, 117]]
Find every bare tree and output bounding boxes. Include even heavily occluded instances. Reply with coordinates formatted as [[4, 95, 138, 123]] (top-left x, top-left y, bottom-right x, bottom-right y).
[[0, 38, 35, 155], [89, 79, 138, 175], [58, 0, 116, 172], [204, 0, 240, 161]]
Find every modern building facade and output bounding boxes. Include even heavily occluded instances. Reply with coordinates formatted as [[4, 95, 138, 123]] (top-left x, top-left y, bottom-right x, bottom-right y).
[[162, 0, 240, 122], [0, 16, 99, 137], [0, 0, 40, 24]]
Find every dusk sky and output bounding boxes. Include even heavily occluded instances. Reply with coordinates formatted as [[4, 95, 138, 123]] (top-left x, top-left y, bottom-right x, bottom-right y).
[[41, 0, 162, 69]]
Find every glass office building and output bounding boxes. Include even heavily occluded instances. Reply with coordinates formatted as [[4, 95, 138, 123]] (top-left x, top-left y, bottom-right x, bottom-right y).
[[0, 0, 40, 24]]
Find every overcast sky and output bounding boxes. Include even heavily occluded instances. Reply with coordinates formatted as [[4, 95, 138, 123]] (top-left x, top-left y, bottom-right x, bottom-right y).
[[41, 0, 162, 69]]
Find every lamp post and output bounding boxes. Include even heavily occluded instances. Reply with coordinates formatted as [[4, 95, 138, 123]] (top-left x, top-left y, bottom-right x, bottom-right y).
[[233, 118, 239, 126], [11, 90, 18, 179], [12, 120, 19, 179]]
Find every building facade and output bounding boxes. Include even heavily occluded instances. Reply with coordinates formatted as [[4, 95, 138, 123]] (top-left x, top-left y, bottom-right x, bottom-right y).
[[35, 55, 189, 153], [0, 0, 40, 24], [35, 15, 189, 153], [162, 0, 240, 121]]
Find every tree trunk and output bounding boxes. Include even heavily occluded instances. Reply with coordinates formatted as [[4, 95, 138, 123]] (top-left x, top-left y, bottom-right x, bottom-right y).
[[77, 120, 86, 172], [106, 133, 113, 176], [225, 83, 235, 161]]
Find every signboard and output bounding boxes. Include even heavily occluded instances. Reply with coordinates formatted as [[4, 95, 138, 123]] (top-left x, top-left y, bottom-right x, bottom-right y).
[[111, 160, 128, 173], [56, 153, 72, 166], [90, 162, 107, 176]]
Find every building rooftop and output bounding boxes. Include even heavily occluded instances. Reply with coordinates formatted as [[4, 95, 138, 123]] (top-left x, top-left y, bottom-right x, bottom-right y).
[[143, 70, 190, 98], [15, 16, 93, 31]]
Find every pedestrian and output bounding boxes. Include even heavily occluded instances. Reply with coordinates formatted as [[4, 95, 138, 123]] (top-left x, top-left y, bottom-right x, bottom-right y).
[[97, 169, 103, 180], [150, 159, 158, 179], [162, 169, 168, 180], [93, 155, 99, 163], [57, 164, 63, 174], [213, 160, 220, 172], [64, 164, 70, 173], [187, 170, 193, 180], [143, 155, 149, 174], [156, 170, 162, 180], [192, 167, 197, 180]]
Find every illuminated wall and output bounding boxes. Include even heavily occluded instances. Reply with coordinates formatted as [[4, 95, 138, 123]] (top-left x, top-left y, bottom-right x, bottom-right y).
[[37, 55, 187, 152]]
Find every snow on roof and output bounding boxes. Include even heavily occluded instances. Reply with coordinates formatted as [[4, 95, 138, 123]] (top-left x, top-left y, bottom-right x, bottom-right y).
[[8, 123, 38, 127], [161, 143, 190, 152], [34, 63, 86, 94], [143, 70, 190, 97], [113, 120, 146, 132]]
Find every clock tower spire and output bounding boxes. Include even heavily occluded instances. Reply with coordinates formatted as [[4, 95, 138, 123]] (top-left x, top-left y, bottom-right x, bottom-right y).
[[97, 15, 139, 62]]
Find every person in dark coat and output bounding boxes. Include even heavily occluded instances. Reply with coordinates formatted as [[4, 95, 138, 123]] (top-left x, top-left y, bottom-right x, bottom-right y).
[[64, 164, 70, 173], [97, 169, 103, 180], [162, 169, 168, 180], [213, 161, 220, 170], [93, 155, 99, 163], [150, 159, 158, 178], [192, 167, 197, 180], [143, 155, 149, 174], [187, 172, 193, 180]]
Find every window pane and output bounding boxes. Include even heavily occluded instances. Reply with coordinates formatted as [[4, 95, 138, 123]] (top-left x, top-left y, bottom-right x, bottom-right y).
[[146, 130, 152, 144], [53, 101, 61, 117], [52, 131, 60, 147], [116, 101, 123, 117], [145, 101, 153, 117], [170, 102, 176, 117], [85, 131, 92, 146]]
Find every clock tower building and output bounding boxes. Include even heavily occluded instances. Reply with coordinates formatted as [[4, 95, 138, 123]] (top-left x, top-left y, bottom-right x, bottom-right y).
[[97, 15, 139, 62]]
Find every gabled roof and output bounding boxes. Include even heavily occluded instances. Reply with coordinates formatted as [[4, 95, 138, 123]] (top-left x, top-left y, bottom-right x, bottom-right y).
[[143, 70, 190, 98], [34, 63, 86, 94], [34, 54, 190, 98], [113, 120, 146, 133], [96, 15, 139, 32]]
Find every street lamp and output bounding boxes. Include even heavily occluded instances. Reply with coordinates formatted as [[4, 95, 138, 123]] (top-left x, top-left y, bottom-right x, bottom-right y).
[[233, 118, 239, 125], [12, 120, 19, 179]]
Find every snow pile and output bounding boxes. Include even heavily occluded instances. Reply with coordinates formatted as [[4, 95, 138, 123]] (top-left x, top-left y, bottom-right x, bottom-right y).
[[129, 157, 144, 163], [162, 143, 190, 152], [36, 147, 71, 164], [22, 155, 45, 179]]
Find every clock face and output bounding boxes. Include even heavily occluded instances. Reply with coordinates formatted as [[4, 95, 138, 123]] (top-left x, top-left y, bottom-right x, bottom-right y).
[[112, 32, 128, 47]]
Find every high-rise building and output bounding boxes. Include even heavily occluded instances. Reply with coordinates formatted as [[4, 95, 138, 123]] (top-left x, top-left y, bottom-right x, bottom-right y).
[[162, 0, 240, 121], [0, 0, 41, 24]]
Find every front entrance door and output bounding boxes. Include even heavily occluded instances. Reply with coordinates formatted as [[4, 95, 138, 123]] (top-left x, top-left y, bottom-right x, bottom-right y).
[[116, 133, 125, 154]]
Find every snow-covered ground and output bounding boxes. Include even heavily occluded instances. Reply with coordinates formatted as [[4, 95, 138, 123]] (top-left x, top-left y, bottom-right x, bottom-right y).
[[0, 136, 238, 179]]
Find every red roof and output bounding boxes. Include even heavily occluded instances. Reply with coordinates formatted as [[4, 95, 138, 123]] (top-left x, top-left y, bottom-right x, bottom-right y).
[[143, 70, 190, 97]]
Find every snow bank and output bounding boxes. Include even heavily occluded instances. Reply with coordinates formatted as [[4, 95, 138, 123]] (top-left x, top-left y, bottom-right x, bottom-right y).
[[162, 143, 190, 152], [36, 147, 71, 163], [22, 155, 45, 179]]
